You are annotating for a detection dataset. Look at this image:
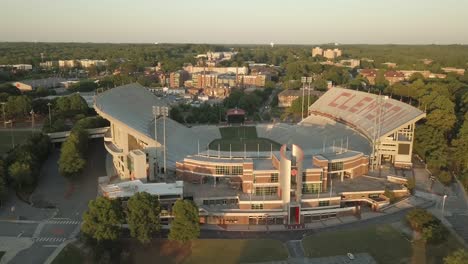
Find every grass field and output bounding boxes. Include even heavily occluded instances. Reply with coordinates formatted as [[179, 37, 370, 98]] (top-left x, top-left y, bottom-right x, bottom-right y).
[[55, 239, 288, 264], [209, 126, 281, 152], [51, 244, 85, 264], [0, 130, 31, 155], [302, 225, 463, 264], [130, 239, 288, 264]]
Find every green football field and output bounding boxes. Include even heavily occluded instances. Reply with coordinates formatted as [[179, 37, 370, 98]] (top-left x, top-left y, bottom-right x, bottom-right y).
[[209, 126, 281, 152]]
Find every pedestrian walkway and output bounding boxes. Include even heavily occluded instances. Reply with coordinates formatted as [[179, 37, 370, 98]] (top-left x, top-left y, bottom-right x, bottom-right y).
[[34, 237, 67, 243], [46, 219, 81, 225], [285, 240, 305, 258]]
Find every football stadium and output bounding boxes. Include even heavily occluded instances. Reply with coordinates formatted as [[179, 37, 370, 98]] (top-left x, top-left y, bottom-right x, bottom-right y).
[[94, 83, 425, 226]]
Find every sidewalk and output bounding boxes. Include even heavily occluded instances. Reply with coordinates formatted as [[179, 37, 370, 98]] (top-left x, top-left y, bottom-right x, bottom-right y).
[[0, 237, 34, 264]]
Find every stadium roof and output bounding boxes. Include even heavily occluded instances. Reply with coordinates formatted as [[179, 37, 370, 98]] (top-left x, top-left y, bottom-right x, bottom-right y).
[[306, 88, 426, 140], [94, 83, 168, 139]]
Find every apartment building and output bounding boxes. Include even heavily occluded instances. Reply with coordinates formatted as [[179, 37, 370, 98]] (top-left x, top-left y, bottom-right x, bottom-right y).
[[312, 47, 323, 57], [169, 70, 190, 88], [79, 59, 107, 68]]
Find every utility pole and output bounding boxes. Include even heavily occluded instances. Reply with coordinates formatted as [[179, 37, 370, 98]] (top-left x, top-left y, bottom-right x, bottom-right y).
[[30, 109, 35, 133], [1, 102, 5, 128], [47, 102, 52, 129]]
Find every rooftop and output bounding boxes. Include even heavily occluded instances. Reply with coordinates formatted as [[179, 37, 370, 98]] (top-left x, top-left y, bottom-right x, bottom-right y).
[[94, 83, 169, 139], [101, 180, 183, 199], [15, 77, 71, 89]]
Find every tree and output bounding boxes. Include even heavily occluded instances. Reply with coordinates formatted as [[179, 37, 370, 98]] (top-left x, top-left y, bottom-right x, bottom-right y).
[[70, 80, 98, 92], [0, 159, 6, 202], [374, 70, 389, 91], [126, 192, 161, 243], [444, 249, 468, 264], [58, 128, 88, 179], [8, 161, 33, 190], [169, 200, 200, 242], [313, 78, 328, 91], [82, 197, 124, 242], [406, 208, 447, 244], [438, 171, 452, 186], [288, 95, 317, 114]]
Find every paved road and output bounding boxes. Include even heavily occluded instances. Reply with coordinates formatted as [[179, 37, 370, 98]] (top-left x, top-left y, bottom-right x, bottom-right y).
[[3, 140, 104, 264]]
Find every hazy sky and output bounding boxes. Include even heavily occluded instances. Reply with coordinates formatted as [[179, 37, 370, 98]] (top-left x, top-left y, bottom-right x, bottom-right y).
[[1, 0, 467, 44]]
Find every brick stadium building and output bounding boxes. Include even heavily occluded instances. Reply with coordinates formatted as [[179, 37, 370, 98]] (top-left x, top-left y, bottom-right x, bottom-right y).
[[94, 84, 423, 227]]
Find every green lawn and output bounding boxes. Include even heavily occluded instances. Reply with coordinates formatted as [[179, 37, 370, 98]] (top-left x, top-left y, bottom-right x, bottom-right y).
[[0, 130, 32, 155], [130, 239, 288, 264], [209, 126, 281, 152], [303, 225, 464, 264], [51, 244, 85, 264]]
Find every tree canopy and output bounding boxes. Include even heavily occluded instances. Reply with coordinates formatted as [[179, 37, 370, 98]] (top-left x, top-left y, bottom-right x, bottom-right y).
[[82, 197, 124, 242], [126, 192, 161, 244], [169, 200, 200, 242]]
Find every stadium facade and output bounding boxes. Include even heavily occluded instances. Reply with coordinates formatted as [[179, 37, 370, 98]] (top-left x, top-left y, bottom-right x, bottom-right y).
[[94, 83, 422, 226]]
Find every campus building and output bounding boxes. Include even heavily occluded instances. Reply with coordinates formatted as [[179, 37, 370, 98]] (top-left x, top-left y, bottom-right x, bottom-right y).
[[14, 77, 70, 91], [175, 145, 402, 225]]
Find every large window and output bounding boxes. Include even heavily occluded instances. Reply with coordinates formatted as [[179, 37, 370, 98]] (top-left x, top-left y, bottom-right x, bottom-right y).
[[255, 186, 278, 196], [270, 173, 279, 183], [251, 204, 264, 210], [215, 165, 243, 175], [215, 165, 230, 175], [329, 162, 344, 172], [302, 183, 321, 194], [318, 200, 330, 207], [231, 166, 243, 175]]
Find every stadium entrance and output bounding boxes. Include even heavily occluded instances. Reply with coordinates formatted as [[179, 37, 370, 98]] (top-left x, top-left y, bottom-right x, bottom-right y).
[[226, 108, 245, 124]]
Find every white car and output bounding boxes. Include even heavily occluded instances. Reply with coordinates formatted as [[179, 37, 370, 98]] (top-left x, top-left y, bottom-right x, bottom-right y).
[[347, 253, 355, 260]]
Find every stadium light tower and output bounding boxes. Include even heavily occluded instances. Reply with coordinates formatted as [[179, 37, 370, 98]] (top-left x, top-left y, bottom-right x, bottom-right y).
[[160, 106, 169, 177], [301, 77, 307, 120], [306, 77, 313, 117], [152, 106, 160, 175]]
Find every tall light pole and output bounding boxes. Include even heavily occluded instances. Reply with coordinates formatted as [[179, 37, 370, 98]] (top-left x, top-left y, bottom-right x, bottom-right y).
[[1, 102, 5, 128], [47, 102, 52, 129], [30, 109, 35, 133], [301, 77, 307, 121], [306, 77, 312, 117], [160, 106, 169, 177], [442, 194, 448, 216], [152, 106, 160, 175]]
